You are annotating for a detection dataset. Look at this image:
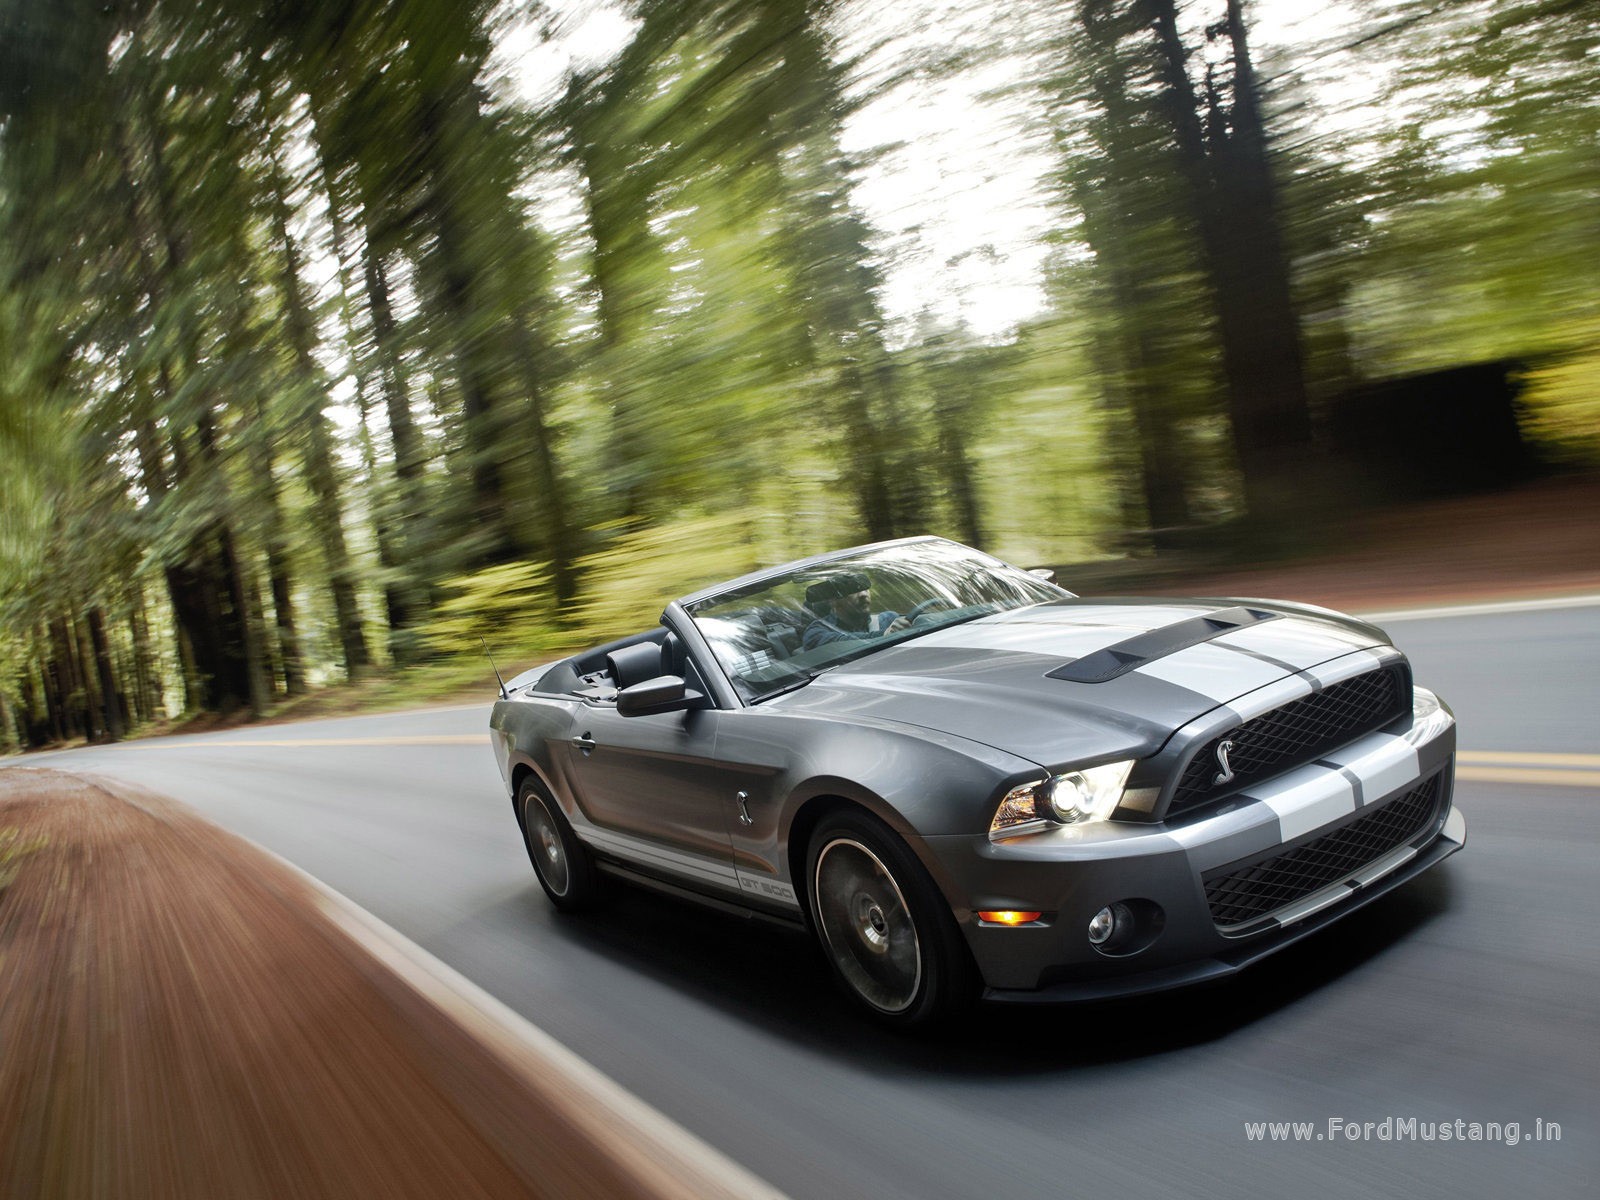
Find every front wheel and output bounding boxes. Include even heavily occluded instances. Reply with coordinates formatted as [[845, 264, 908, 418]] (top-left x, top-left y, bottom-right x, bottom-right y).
[[518, 776, 603, 912], [806, 810, 975, 1028]]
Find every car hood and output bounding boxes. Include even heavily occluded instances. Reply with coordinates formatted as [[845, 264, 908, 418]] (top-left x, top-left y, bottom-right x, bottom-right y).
[[767, 598, 1391, 768]]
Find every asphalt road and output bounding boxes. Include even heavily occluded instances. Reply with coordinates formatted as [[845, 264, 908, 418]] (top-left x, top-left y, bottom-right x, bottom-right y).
[[9, 599, 1598, 1199]]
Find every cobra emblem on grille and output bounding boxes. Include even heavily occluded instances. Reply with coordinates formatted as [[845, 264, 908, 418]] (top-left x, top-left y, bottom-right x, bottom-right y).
[[1213, 738, 1238, 785]]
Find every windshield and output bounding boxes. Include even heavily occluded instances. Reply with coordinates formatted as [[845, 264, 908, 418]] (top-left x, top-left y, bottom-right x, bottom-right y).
[[683, 540, 1069, 702]]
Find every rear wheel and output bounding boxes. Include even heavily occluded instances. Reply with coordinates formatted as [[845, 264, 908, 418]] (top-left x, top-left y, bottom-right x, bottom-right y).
[[518, 776, 603, 911], [806, 809, 975, 1028]]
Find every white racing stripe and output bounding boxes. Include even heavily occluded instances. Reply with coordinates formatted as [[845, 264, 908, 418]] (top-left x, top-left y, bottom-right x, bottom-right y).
[[1214, 615, 1380, 669], [915, 602, 1215, 660], [912, 622, 1154, 658], [1254, 761, 1358, 841], [1222, 674, 1315, 724], [1304, 649, 1389, 689], [1320, 731, 1422, 807], [1133, 642, 1288, 702]]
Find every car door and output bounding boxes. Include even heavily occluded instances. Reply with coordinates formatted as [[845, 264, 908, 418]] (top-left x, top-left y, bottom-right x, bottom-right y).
[[558, 698, 745, 898], [708, 709, 803, 912]]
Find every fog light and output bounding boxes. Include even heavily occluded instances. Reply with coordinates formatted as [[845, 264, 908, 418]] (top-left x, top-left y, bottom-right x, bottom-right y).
[[979, 910, 1042, 926], [1089, 901, 1135, 946], [1087, 906, 1117, 945], [1088, 899, 1164, 956]]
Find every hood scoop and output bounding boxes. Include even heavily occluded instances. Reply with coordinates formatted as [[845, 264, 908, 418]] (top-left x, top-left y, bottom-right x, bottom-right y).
[[1046, 605, 1281, 684]]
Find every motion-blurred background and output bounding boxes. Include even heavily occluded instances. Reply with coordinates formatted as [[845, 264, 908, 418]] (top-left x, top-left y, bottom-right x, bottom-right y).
[[0, 0, 1594, 740]]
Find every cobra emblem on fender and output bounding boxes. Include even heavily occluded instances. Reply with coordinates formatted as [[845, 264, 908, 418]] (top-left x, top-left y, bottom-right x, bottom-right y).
[[1213, 738, 1238, 785]]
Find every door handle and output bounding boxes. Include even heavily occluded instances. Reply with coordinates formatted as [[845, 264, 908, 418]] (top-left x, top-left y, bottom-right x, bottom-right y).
[[736, 790, 753, 825], [572, 733, 597, 754]]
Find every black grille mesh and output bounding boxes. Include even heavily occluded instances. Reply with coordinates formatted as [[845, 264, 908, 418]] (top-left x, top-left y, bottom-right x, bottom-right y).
[[1168, 667, 1407, 818], [1203, 775, 1442, 928]]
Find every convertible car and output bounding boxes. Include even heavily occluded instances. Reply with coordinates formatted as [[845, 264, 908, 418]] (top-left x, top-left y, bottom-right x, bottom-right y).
[[489, 537, 1464, 1026]]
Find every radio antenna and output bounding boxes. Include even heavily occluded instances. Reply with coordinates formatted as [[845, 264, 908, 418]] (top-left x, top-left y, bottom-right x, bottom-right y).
[[480, 637, 508, 699]]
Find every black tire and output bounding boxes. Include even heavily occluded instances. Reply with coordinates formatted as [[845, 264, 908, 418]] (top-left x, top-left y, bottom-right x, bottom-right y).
[[805, 809, 976, 1028], [518, 775, 604, 912]]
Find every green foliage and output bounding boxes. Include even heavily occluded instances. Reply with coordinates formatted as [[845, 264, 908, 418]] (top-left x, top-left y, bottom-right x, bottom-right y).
[[419, 561, 563, 662], [2, 0, 1594, 735], [1343, 0, 1600, 380], [420, 511, 770, 664], [1521, 344, 1600, 466], [567, 512, 771, 646]]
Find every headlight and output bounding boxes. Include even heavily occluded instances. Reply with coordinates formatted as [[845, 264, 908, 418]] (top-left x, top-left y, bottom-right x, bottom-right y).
[[1047, 760, 1134, 823], [989, 760, 1135, 837]]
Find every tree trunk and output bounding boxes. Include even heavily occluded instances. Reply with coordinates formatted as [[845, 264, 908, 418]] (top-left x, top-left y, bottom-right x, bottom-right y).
[[118, 102, 254, 715], [414, 90, 519, 568], [267, 548, 305, 696], [174, 617, 198, 714], [267, 140, 371, 678], [19, 671, 48, 749], [191, 416, 258, 714], [87, 608, 125, 741], [1206, 0, 1315, 484], [510, 302, 579, 604], [72, 613, 104, 742], [0, 688, 19, 755], [317, 127, 424, 662], [129, 602, 157, 724], [44, 619, 77, 741], [759, 3, 921, 540], [233, 555, 273, 716], [940, 428, 985, 550], [1074, 0, 1198, 539], [571, 114, 656, 525], [1148, 0, 1314, 517]]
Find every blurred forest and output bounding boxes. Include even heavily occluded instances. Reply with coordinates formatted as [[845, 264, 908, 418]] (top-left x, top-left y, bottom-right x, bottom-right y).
[[0, 0, 1595, 744]]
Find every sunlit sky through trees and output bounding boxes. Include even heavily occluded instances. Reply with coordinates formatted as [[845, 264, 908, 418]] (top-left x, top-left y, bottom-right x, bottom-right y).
[[499, 0, 1374, 342], [0, 0, 1593, 735]]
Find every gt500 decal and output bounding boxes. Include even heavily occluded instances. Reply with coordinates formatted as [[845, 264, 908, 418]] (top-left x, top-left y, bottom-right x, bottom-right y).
[[737, 875, 798, 905]]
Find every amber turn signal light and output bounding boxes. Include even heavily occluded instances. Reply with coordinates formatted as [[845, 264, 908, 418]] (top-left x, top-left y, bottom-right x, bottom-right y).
[[978, 910, 1042, 926]]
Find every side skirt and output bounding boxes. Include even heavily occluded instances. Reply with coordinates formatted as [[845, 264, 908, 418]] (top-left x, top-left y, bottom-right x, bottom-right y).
[[594, 860, 808, 931]]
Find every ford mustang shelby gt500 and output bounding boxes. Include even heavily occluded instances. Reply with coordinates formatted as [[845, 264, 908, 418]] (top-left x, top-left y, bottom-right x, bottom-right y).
[[489, 537, 1464, 1025]]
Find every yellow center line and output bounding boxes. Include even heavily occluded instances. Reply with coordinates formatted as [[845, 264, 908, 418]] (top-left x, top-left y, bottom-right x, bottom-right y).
[[128, 735, 487, 750], [109, 741, 1600, 787], [1458, 750, 1600, 768], [1457, 750, 1600, 787], [1457, 767, 1600, 788]]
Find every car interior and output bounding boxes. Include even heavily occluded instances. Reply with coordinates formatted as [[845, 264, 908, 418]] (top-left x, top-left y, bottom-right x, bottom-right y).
[[522, 625, 703, 703]]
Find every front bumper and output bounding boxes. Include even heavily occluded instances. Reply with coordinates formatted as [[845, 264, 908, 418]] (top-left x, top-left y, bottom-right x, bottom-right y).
[[922, 690, 1462, 997]]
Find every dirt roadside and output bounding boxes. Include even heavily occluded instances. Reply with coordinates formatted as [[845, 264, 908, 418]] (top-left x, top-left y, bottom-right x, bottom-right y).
[[0, 769, 780, 1200], [1066, 472, 1600, 612]]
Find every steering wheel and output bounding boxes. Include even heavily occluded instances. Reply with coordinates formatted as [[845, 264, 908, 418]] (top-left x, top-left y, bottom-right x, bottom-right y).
[[905, 598, 955, 624]]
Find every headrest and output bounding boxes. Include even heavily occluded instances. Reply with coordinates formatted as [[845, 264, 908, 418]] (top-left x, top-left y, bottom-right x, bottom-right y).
[[805, 572, 870, 606], [607, 641, 666, 690], [660, 631, 686, 677]]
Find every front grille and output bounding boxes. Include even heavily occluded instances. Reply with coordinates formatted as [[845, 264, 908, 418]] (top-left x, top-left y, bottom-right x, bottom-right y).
[[1168, 666, 1408, 818], [1203, 774, 1442, 928]]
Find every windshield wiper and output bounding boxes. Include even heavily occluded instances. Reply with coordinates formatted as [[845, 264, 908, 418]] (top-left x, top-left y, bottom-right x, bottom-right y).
[[751, 669, 824, 703], [885, 603, 1002, 645]]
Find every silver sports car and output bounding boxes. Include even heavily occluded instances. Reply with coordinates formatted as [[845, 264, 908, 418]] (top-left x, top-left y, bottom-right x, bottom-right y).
[[489, 537, 1464, 1026]]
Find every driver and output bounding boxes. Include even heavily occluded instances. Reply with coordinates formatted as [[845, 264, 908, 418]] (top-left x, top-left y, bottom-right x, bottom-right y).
[[802, 572, 912, 650]]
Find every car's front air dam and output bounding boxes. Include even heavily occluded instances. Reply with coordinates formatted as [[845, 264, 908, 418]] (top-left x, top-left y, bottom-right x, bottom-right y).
[[982, 803, 1464, 1004], [923, 703, 1459, 995]]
